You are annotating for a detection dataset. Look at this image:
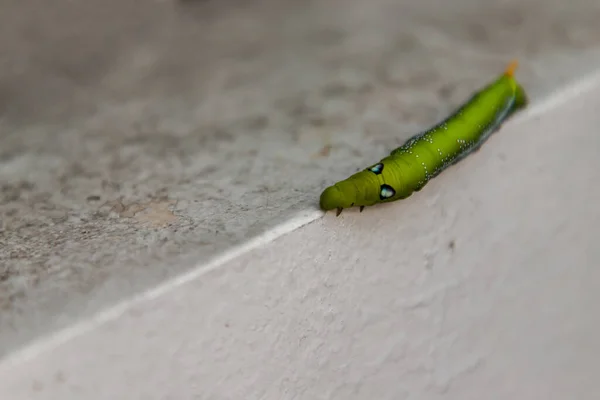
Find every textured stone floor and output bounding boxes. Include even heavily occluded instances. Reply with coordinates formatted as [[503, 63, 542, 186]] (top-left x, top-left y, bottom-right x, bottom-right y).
[[1, 0, 600, 356]]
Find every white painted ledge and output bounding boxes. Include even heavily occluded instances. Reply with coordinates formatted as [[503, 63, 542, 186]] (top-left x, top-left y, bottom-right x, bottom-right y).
[[1, 72, 600, 399]]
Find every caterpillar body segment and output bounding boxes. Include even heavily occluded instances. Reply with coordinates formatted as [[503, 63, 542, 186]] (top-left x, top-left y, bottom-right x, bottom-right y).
[[319, 61, 528, 215]]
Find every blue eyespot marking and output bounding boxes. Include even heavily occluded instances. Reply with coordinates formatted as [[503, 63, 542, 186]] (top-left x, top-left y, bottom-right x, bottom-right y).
[[379, 184, 396, 200], [368, 163, 384, 175]]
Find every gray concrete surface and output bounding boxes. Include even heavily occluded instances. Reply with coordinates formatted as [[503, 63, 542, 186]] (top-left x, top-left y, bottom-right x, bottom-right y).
[[1, 75, 599, 399], [2, 0, 600, 356]]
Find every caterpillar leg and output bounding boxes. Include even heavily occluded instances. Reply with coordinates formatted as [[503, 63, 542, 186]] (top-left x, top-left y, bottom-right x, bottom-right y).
[[336, 207, 343, 217]]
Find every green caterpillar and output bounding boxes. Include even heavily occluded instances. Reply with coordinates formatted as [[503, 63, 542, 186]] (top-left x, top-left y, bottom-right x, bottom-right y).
[[320, 60, 528, 216]]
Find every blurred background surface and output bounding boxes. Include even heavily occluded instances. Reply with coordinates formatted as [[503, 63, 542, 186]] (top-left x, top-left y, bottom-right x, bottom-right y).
[[1, 0, 600, 356]]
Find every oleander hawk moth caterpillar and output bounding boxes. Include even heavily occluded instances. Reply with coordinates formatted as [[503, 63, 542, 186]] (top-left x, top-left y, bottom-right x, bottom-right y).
[[319, 60, 528, 216]]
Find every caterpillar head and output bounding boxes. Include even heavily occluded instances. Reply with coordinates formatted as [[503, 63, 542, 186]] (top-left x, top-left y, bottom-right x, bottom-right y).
[[319, 181, 357, 213]]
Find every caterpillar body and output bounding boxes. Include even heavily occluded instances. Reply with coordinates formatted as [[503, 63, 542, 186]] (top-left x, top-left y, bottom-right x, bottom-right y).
[[319, 60, 528, 216]]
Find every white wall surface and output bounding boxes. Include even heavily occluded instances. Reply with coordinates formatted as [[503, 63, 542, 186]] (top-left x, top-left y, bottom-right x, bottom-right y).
[[0, 73, 599, 400]]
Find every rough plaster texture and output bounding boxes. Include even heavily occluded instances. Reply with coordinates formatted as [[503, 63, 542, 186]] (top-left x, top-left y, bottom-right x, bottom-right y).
[[2, 0, 600, 357], [1, 76, 599, 399]]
